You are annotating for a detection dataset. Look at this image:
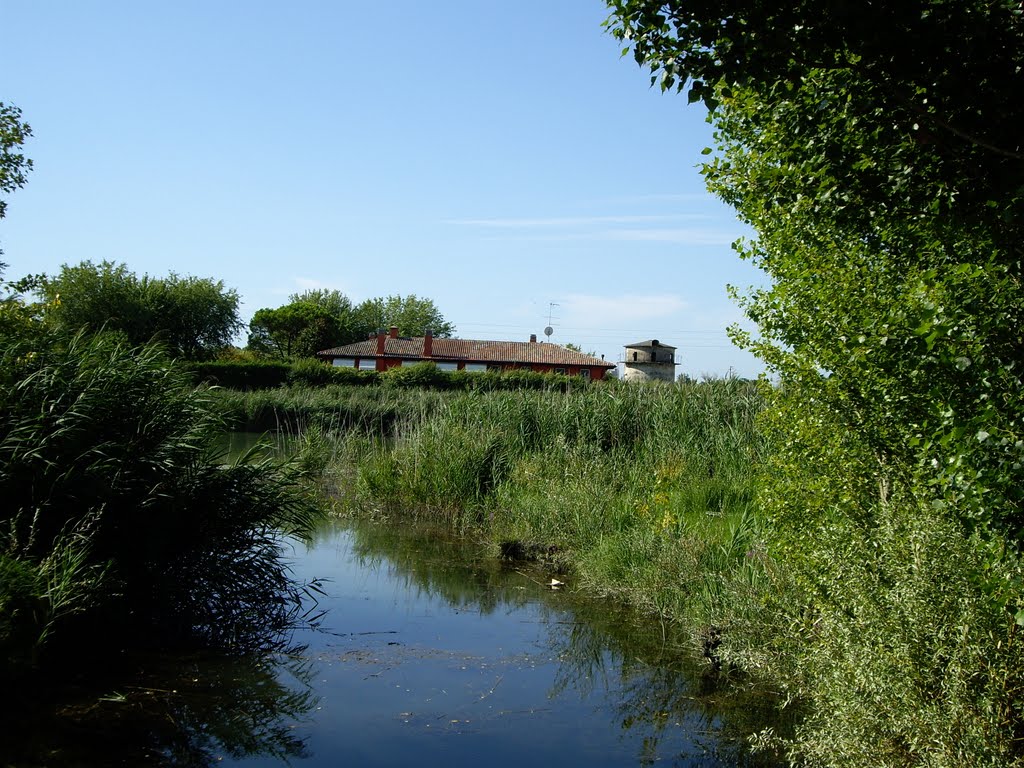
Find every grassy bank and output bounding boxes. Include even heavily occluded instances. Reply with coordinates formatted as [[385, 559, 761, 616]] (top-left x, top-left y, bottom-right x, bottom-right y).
[[219, 378, 767, 638]]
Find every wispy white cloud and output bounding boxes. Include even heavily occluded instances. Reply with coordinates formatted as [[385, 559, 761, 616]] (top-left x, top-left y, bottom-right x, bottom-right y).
[[599, 227, 740, 246], [468, 227, 741, 247], [448, 211, 744, 247], [587, 192, 717, 206], [448, 213, 711, 228], [561, 293, 689, 324]]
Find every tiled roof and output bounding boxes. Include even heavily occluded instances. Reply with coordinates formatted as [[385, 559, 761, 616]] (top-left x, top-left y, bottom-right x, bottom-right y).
[[319, 337, 614, 368]]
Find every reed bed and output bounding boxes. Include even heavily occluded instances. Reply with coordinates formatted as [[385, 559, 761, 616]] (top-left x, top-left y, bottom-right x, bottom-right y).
[[0, 332, 325, 673], [226, 377, 767, 636]]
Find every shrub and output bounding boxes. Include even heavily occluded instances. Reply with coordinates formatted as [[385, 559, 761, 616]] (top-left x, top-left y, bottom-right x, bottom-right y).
[[189, 359, 291, 389], [288, 358, 377, 387], [380, 361, 448, 389], [0, 330, 323, 666]]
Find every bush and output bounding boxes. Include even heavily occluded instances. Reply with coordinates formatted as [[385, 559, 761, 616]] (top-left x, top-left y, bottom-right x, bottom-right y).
[[0, 331, 323, 667], [189, 359, 291, 389], [288, 358, 377, 387], [380, 361, 448, 389]]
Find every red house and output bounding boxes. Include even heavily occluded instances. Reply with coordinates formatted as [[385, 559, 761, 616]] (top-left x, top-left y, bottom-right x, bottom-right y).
[[319, 328, 615, 380]]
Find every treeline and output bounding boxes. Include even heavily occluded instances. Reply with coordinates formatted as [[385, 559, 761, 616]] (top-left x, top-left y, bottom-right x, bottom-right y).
[[248, 289, 454, 359], [30, 259, 457, 362]]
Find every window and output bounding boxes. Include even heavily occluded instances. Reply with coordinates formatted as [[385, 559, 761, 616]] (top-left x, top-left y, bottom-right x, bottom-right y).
[[464, 363, 487, 373], [579, 369, 590, 379], [632, 351, 638, 361], [554, 367, 566, 375], [436, 361, 458, 372], [332, 358, 355, 368]]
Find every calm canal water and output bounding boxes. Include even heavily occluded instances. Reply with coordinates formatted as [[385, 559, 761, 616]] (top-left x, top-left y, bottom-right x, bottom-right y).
[[6, 504, 787, 766], [203, 517, 785, 767]]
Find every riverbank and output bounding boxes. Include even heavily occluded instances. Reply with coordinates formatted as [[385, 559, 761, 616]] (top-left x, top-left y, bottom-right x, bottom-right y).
[[2, 516, 793, 767], [215, 377, 768, 650]]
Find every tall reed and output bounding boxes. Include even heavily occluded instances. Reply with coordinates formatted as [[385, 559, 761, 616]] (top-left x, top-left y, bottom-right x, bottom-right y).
[[313, 377, 767, 635], [0, 330, 325, 671]]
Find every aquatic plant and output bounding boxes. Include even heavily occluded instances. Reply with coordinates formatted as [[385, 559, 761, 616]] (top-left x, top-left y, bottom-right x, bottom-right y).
[[0, 330, 323, 670], [315, 377, 767, 636]]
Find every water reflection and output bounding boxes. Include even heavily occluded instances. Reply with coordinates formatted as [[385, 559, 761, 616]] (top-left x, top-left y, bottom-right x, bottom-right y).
[[339, 519, 788, 767], [547, 610, 790, 766], [3, 649, 317, 767], [5, 518, 788, 767]]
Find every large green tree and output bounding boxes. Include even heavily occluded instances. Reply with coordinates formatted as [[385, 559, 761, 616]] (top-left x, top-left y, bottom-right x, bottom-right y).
[[248, 301, 346, 359], [608, 1, 1024, 764], [290, 288, 353, 318], [247, 288, 359, 358], [248, 291, 455, 359], [40, 261, 242, 359], [353, 293, 455, 339]]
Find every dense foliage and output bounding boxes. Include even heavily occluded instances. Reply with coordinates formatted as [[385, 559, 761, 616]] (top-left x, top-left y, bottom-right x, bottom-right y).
[[0, 103, 31, 226], [607, 0, 1024, 763], [247, 290, 455, 360], [353, 293, 455, 339], [40, 260, 242, 359], [0, 321, 323, 673], [248, 290, 355, 359]]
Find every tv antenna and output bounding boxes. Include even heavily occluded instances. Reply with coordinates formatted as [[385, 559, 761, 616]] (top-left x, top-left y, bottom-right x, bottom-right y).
[[545, 302, 559, 341]]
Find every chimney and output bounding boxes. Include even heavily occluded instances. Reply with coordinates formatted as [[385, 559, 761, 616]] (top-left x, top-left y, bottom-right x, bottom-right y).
[[529, 334, 537, 343], [367, 331, 376, 340], [376, 329, 386, 354], [423, 328, 433, 357], [389, 326, 399, 339]]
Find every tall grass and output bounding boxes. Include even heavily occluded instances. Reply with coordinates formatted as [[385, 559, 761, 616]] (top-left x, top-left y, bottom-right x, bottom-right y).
[[213, 383, 448, 433], [292, 377, 768, 636], [211, 375, 767, 639], [0, 330, 325, 672]]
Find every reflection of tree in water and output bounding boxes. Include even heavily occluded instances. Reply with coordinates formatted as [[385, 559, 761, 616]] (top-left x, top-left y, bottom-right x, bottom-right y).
[[348, 519, 793, 766], [349, 520, 534, 616], [3, 649, 317, 767], [545, 603, 793, 767]]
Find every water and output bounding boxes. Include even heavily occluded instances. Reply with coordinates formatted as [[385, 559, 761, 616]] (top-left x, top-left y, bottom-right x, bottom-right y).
[[4, 517, 786, 767], [210, 519, 784, 767]]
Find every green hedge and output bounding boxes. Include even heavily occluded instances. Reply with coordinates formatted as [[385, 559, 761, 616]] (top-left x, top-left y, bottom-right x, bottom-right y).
[[189, 360, 292, 389], [288, 358, 379, 387], [381, 362, 587, 392], [190, 358, 599, 393]]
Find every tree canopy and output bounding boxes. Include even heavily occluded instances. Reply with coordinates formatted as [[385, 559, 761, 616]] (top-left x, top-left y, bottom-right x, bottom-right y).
[[352, 294, 455, 339], [40, 261, 242, 359], [248, 301, 349, 359], [247, 291, 455, 359]]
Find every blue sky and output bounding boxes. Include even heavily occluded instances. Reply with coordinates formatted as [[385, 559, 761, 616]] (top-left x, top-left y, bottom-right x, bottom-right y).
[[2, 1, 767, 378]]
